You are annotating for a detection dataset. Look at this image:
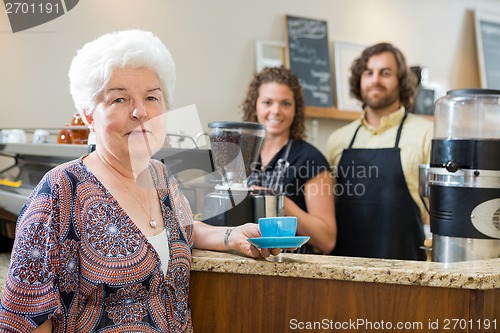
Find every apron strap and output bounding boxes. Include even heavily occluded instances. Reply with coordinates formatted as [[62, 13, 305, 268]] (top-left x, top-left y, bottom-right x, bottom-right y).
[[281, 139, 292, 161], [394, 112, 408, 148], [348, 124, 363, 149], [267, 139, 292, 192], [348, 112, 409, 149]]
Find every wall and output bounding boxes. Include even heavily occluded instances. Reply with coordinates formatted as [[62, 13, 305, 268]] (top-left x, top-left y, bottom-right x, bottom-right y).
[[1, 0, 499, 153]]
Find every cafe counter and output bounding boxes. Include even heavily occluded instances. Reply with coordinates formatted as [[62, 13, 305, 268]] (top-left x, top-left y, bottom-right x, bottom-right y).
[[0, 250, 498, 332], [189, 249, 500, 333]]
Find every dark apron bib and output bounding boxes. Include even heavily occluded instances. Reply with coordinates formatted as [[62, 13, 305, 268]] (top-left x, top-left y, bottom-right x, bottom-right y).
[[332, 113, 426, 260]]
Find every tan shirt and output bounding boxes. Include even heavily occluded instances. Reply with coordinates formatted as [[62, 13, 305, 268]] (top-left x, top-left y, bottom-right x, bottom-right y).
[[325, 107, 433, 219]]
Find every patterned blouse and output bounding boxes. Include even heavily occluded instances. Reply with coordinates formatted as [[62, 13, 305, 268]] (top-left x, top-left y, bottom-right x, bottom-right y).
[[0, 158, 194, 332]]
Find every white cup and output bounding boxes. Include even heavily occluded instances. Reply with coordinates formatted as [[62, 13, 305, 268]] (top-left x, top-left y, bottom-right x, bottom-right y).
[[33, 129, 50, 144], [7, 129, 27, 143]]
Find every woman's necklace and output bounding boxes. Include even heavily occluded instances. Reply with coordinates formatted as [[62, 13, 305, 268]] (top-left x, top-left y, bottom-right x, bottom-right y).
[[99, 155, 158, 229]]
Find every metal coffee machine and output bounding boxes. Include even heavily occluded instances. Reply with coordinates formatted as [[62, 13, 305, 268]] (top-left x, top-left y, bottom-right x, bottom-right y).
[[421, 89, 500, 262], [203, 121, 284, 226]]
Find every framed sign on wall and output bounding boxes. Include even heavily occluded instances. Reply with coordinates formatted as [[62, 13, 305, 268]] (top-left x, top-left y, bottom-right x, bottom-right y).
[[255, 40, 286, 72], [474, 10, 500, 89], [285, 15, 334, 108], [333, 41, 366, 111]]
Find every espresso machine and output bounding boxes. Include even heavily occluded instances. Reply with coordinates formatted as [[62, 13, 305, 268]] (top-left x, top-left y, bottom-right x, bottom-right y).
[[202, 121, 284, 226], [421, 89, 500, 262]]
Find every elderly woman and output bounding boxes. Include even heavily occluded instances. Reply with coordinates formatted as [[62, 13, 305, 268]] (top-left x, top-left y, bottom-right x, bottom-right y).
[[241, 66, 336, 254], [0, 29, 279, 333]]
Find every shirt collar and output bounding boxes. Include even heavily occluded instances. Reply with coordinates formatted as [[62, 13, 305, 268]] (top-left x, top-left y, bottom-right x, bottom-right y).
[[360, 106, 406, 133]]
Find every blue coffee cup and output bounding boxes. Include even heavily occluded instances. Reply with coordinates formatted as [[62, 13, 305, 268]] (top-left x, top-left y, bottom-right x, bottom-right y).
[[258, 216, 297, 237]]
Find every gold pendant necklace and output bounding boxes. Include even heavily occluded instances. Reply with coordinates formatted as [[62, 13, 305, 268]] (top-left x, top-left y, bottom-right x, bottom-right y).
[[99, 155, 158, 229]]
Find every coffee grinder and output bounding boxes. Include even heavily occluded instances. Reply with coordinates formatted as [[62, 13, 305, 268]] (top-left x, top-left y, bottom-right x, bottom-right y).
[[202, 121, 284, 226], [420, 89, 500, 262]]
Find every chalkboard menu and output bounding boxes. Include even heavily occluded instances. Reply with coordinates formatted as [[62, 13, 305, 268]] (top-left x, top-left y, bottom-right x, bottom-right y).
[[475, 10, 500, 89], [285, 15, 333, 108]]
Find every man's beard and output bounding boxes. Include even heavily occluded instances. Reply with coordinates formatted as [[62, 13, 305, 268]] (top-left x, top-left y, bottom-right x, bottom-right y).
[[362, 87, 399, 110]]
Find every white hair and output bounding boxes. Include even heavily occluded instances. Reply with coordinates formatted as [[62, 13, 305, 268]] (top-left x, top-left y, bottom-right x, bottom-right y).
[[68, 29, 176, 121]]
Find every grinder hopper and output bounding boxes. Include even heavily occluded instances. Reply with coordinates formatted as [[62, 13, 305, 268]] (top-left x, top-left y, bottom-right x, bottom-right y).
[[422, 89, 500, 262]]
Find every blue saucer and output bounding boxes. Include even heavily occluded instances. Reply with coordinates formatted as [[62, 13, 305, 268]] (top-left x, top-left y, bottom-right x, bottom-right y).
[[247, 236, 310, 249]]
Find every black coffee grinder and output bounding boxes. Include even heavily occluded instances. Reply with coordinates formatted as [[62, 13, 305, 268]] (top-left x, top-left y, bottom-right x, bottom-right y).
[[421, 89, 500, 262], [202, 121, 284, 226]]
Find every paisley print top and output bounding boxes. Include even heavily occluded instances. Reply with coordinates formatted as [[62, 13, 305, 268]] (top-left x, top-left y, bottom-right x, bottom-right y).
[[0, 158, 194, 332]]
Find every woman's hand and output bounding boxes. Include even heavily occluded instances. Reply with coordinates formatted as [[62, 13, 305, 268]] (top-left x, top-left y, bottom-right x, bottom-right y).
[[193, 221, 281, 258], [226, 223, 281, 258]]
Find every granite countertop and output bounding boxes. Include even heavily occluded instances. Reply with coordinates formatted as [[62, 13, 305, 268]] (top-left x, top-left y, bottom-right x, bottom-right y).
[[192, 249, 500, 290], [1, 251, 499, 295]]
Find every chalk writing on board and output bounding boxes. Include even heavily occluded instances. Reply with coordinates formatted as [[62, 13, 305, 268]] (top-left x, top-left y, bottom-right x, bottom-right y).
[[475, 10, 500, 89], [286, 15, 333, 108], [479, 20, 500, 89]]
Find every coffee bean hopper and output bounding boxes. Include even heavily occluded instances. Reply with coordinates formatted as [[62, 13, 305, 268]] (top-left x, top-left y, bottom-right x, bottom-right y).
[[421, 89, 500, 262], [203, 121, 284, 226]]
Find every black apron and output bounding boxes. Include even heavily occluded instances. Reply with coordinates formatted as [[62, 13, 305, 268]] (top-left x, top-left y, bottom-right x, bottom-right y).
[[332, 113, 426, 260]]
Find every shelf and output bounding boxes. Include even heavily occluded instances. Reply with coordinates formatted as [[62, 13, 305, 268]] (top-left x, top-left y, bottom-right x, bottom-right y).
[[0, 143, 89, 159], [305, 106, 361, 121]]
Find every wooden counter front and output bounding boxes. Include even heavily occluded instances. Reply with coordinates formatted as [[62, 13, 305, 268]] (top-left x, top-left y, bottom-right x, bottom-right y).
[[189, 250, 500, 333]]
